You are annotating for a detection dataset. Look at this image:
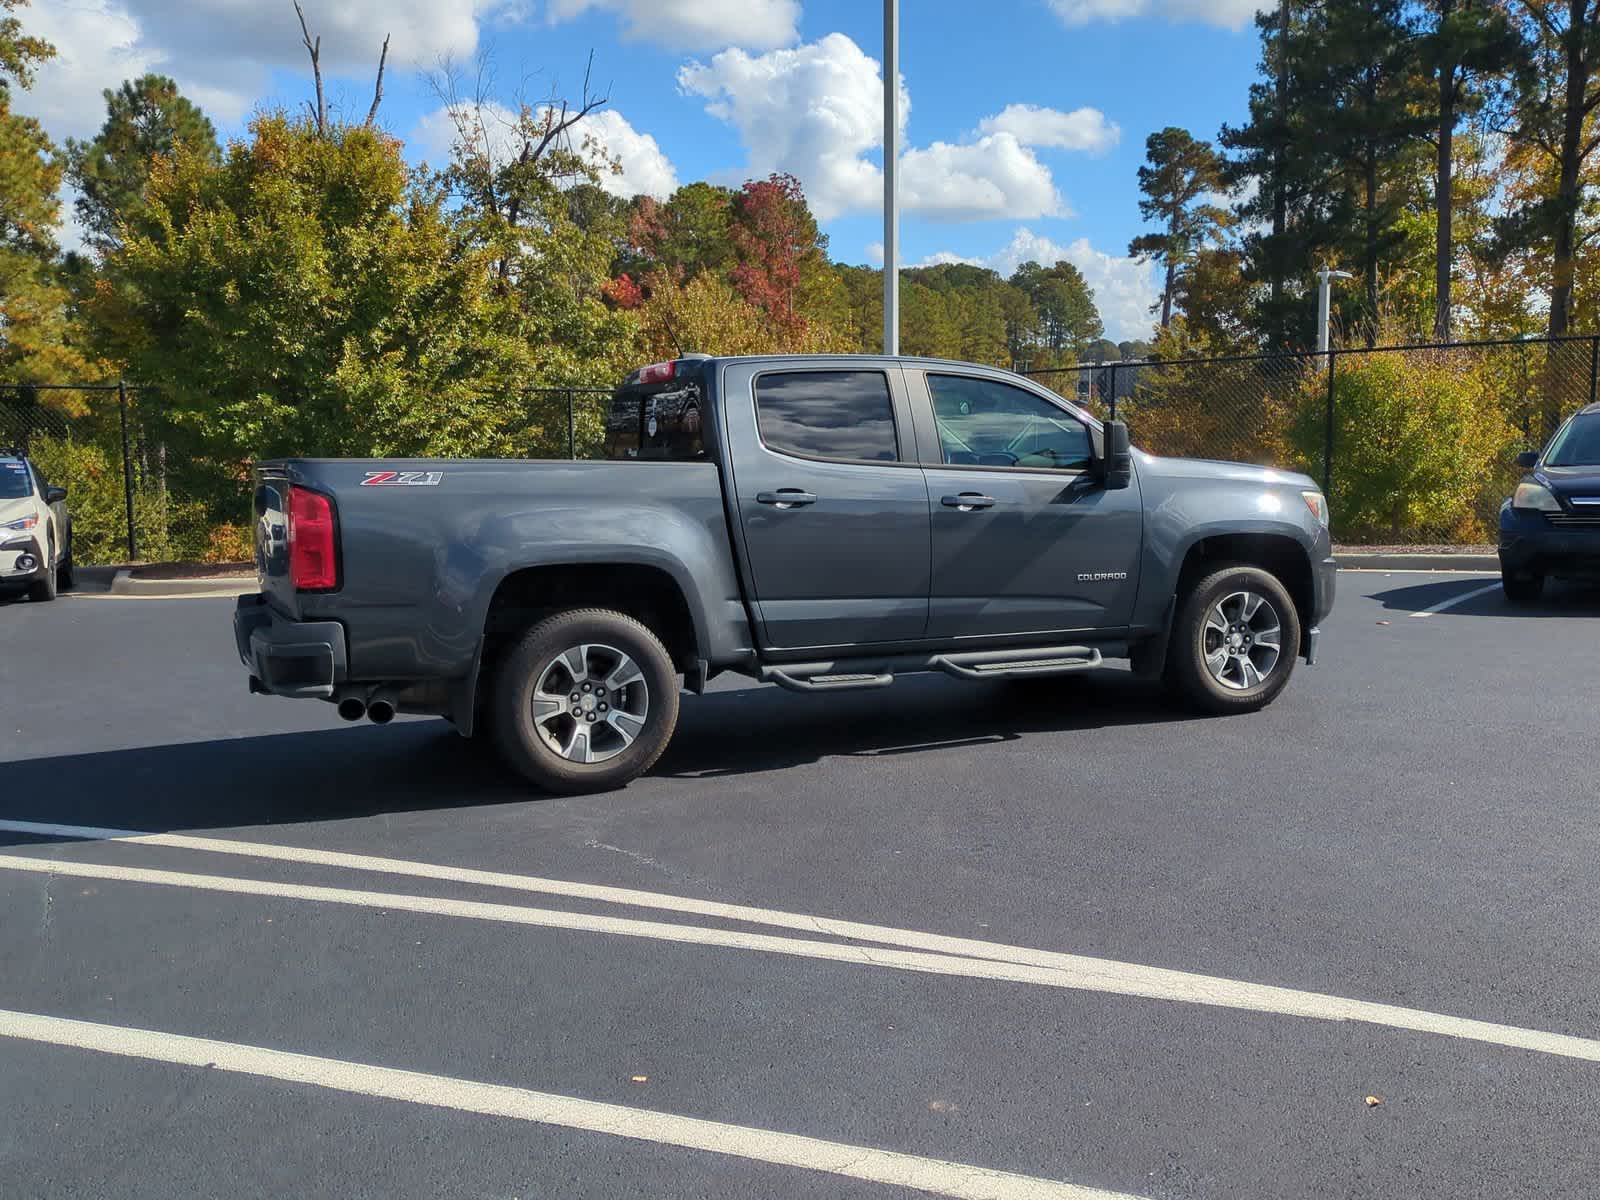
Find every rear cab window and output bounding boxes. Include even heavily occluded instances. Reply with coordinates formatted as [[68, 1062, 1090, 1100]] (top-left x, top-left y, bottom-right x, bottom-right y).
[[754, 371, 899, 463], [605, 359, 712, 462]]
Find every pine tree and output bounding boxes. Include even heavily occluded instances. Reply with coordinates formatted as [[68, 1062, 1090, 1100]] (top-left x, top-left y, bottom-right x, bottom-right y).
[[1127, 128, 1231, 329], [1418, 0, 1521, 339], [66, 74, 220, 253]]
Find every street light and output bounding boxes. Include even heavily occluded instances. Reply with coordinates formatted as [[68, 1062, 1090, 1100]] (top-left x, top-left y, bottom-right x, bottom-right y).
[[1315, 267, 1352, 356]]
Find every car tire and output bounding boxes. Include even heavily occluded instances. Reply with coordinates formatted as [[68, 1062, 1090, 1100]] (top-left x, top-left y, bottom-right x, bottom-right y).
[[1165, 562, 1300, 715], [491, 608, 680, 795], [1501, 569, 1543, 605], [27, 538, 58, 603], [57, 528, 74, 591]]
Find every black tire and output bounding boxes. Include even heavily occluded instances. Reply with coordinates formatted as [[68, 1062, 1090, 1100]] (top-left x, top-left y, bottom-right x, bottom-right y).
[[57, 528, 74, 591], [1165, 562, 1300, 715], [27, 537, 58, 603], [1501, 569, 1543, 605], [491, 608, 680, 794]]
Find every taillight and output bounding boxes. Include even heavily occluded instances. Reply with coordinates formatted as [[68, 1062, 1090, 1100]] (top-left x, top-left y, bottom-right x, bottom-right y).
[[638, 360, 677, 384], [287, 485, 338, 590]]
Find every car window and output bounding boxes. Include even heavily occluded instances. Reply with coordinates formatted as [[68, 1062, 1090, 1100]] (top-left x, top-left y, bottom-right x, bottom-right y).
[[927, 375, 1092, 471], [0, 460, 31, 500], [755, 371, 898, 463], [1545, 412, 1600, 467]]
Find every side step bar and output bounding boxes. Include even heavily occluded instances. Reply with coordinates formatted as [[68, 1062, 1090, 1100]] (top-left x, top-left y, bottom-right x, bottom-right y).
[[759, 644, 1118, 694]]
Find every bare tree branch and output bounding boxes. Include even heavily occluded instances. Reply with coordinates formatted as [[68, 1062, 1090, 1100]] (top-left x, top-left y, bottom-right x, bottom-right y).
[[365, 34, 391, 128], [293, 0, 325, 137]]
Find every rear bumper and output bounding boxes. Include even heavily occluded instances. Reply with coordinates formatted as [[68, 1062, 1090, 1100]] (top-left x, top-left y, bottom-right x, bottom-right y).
[[234, 593, 348, 698], [1499, 507, 1600, 579]]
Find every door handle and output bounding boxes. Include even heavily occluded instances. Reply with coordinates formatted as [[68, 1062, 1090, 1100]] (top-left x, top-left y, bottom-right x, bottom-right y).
[[941, 492, 996, 511], [757, 489, 818, 508]]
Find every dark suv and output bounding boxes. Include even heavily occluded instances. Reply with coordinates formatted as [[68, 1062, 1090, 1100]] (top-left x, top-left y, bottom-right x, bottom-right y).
[[1499, 402, 1600, 602]]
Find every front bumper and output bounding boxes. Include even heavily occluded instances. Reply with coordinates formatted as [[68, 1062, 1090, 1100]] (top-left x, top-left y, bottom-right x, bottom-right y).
[[0, 534, 46, 587], [234, 593, 348, 698], [1499, 506, 1600, 579]]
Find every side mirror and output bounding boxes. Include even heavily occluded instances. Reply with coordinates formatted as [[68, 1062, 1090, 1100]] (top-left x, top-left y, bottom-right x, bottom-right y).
[[45, 486, 67, 504], [1098, 420, 1133, 490], [1515, 450, 1538, 470]]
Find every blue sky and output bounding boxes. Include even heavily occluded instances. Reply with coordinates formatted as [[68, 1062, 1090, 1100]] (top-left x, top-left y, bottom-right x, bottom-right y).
[[27, 0, 1269, 340]]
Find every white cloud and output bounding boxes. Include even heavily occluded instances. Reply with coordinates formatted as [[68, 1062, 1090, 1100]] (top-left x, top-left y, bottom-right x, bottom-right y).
[[901, 133, 1064, 223], [680, 34, 1081, 224], [978, 104, 1119, 154], [19, 0, 501, 143], [546, 0, 799, 51], [921, 228, 1158, 342], [412, 102, 678, 199], [865, 242, 885, 266], [677, 33, 895, 221], [1047, 0, 1265, 31], [571, 109, 679, 199]]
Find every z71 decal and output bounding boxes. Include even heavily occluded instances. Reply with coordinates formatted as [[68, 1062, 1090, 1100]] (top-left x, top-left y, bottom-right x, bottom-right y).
[[361, 470, 443, 487]]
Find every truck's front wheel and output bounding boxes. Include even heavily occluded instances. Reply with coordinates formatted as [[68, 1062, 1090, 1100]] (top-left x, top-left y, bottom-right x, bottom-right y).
[[492, 608, 681, 794], [1166, 563, 1300, 715]]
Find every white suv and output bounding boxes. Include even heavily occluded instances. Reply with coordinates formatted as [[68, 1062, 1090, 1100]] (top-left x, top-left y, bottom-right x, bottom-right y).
[[1, 451, 73, 601]]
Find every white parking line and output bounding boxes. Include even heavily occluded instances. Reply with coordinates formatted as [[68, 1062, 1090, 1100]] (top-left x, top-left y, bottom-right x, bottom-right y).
[[2, 848, 1598, 1065], [0, 1008, 1141, 1200], [1408, 581, 1503, 618]]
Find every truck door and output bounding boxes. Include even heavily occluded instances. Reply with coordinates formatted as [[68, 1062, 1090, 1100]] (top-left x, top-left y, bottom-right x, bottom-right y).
[[909, 369, 1142, 639], [722, 363, 931, 650]]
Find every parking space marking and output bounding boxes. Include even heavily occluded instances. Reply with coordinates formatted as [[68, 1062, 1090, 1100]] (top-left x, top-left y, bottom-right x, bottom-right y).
[[1408, 582, 1502, 618], [0, 1008, 1143, 1200], [3, 849, 1599, 1066]]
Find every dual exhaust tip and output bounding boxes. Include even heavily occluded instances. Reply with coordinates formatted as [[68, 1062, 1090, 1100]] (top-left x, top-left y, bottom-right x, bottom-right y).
[[337, 690, 397, 725]]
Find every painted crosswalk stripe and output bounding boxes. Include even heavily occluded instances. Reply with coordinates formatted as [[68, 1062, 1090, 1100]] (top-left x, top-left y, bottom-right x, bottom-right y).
[[1, 848, 1598, 1065], [0, 1007, 1145, 1200]]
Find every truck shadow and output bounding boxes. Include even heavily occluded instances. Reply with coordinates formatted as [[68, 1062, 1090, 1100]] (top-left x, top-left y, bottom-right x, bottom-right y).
[[0, 672, 1194, 839], [659, 670, 1195, 779]]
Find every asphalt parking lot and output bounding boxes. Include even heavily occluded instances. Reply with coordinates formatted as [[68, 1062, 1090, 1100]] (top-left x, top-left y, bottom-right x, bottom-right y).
[[2, 571, 1598, 1199]]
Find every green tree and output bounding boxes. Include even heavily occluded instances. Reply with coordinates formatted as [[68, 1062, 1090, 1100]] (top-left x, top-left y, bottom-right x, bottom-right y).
[[1418, 0, 1522, 339], [0, 0, 95, 382], [100, 114, 559, 458], [1128, 127, 1231, 328], [66, 74, 220, 253], [1300, 0, 1435, 345], [1008, 260, 1105, 360], [627, 182, 736, 277], [1500, 0, 1600, 342]]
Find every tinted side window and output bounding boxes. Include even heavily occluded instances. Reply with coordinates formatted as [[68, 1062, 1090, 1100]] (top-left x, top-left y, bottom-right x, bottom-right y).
[[927, 375, 1092, 471], [756, 371, 898, 463]]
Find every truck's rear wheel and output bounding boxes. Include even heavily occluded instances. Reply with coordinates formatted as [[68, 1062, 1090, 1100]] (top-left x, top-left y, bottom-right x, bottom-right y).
[[1165, 563, 1299, 715], [492, 608, 680, 794]]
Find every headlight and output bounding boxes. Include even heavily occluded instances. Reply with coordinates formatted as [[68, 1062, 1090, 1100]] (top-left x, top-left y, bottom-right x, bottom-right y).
[[1301, 491, 1329, 527], [0, 515, 37, 531], [1513, 482, 1562, 512]]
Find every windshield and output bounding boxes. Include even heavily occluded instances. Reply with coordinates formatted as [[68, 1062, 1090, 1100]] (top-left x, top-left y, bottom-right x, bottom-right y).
[[0, 461, 33, 500], [1544, 412, 1600, 467]]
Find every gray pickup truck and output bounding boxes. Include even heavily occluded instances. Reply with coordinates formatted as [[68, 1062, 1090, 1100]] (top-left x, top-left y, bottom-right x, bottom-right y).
[[236, 355, 1336, 792]]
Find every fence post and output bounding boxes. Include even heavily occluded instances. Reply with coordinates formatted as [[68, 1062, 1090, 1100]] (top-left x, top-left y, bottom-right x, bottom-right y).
[[1322, 351, 1336, 497], [1107, 362, 1118, 422], [1589, 336, 1599, 410], [118, 380, 138, 562], [567, 389, 577, 460]]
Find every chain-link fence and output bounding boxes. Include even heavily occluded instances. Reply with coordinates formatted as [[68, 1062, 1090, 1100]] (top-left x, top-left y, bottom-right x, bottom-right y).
[[9, 338, 1596, 562], [1025, 334, 1600, 546], [1, 384, 616, 566]]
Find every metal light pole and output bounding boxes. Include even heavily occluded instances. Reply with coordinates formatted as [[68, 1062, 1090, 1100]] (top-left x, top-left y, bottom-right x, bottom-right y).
[[1315, 267, 1352, 356], [882, 0, 899, 356]]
